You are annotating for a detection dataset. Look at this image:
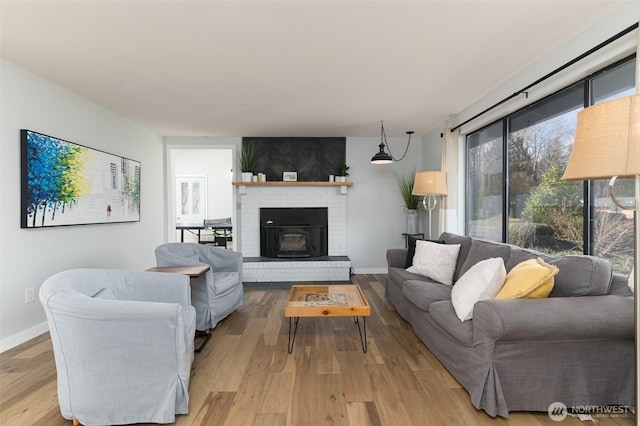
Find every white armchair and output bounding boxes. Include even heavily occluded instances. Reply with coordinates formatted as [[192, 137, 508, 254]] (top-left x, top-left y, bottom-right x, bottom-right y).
[[39, 268, 196, 426], [155, 243, 244, 330]]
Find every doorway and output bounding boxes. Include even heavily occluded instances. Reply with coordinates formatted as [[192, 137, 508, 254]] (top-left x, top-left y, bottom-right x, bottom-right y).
[[166, 146, 235, 243]]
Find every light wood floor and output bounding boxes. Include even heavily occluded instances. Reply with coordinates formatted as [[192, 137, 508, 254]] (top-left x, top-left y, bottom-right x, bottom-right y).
[[1, 274, 634, 425]]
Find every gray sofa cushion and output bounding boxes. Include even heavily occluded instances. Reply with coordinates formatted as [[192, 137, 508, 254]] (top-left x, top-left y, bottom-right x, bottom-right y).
[[440, 232, 473, 281], [507, 246, 612, 297], [429, 301, 473, 347], [402, 280, 452, 312], [388, 267, 429, 289], [505, 245, 546, 271], [546, 256, 612, 296], [458, 239, 511, 278]]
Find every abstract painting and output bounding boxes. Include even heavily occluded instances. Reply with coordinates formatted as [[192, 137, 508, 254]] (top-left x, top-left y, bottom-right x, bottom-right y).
[[21, 129, 141, 228]]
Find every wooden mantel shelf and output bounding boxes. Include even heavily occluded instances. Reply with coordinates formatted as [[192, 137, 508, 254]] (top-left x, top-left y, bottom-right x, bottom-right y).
[[233, 181, 353, 194], [232, 181, 353, 187]]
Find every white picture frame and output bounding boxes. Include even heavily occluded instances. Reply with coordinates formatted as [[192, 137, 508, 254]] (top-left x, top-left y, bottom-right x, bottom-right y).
[[283, 171, 297, 182]]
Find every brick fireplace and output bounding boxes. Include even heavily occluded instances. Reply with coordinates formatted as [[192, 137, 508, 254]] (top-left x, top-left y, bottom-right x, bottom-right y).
[[235, 183, 352, 282]]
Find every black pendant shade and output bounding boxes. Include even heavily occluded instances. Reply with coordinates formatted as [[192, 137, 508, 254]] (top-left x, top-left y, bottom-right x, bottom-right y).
[[370, 121, 413, 164], [371, 142, 393, 164]]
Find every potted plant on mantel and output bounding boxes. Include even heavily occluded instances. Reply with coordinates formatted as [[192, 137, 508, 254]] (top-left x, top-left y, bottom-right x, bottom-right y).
[[336, 164, 350, 182], [240, 144, 256, 182], [396, 169, 420, 234]]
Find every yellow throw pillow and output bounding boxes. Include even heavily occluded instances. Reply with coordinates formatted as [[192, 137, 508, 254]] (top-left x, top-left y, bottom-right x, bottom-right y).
[[495, 257, 558, 299]]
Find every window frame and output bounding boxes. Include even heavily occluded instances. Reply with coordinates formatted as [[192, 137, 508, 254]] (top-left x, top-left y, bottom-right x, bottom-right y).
[[465, 54, 635, 257]]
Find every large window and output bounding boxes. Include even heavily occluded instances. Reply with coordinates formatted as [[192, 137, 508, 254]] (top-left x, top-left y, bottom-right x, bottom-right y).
[[466, 57, 635, 274], [467, 122, 503, 241], [507, 83, 584, 255]]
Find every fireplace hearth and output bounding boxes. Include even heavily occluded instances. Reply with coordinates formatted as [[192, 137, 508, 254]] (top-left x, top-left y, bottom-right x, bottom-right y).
[[260, 208, 328, 258]]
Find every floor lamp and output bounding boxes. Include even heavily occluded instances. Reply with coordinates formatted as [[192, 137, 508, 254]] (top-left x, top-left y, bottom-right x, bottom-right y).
[[562, 93, 639, 414], [412, 171, 447, 239]]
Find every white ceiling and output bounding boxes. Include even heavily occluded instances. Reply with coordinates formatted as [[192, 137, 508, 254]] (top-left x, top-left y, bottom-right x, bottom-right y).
[[0, 0, 628, 137]]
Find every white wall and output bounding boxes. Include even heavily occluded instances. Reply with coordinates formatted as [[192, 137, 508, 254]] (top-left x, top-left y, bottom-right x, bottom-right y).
[[346, 136, 422, 273], [0, 60, 164, 351]]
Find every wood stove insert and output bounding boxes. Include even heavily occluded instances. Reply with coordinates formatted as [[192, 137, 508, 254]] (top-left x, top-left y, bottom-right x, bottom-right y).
[[260, 207, 328, 258]]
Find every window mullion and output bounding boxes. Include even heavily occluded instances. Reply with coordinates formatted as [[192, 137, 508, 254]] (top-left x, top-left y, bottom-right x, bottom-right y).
[[502, 119, 509, 243], [583, 78, 593, 255]]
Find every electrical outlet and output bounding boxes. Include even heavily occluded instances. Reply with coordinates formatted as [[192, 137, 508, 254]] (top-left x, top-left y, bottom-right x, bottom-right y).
[[25, 287, 35, 304]]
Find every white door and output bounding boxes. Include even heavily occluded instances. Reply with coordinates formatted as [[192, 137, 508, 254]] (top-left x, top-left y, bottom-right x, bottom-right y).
[[176, 176, 206, 224]]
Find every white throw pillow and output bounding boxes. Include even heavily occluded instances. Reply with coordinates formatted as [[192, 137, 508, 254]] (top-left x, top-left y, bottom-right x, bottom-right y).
[[406, 240, 461, 286], [630, 267, 635, 293], [451, 258, 506, 322]]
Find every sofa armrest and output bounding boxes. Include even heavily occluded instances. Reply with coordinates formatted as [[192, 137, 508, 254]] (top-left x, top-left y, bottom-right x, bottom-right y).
[[609, 272, 633, 296], [387, 248, 408, 269], [472, 296, 633, 345]]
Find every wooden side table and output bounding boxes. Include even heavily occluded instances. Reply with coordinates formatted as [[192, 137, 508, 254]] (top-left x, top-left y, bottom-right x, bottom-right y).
[[146, 264, 210, 277]]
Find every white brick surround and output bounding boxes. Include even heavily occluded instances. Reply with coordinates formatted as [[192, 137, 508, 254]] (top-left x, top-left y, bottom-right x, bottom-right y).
[[237, 184, 351, 282]]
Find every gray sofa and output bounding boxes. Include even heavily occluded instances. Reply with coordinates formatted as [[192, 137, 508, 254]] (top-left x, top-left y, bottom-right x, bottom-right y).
[[385, 232, 634, 418]]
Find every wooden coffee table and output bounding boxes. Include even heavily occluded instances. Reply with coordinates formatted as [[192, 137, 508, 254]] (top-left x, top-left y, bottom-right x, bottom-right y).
[[284, 284, 371, 353]]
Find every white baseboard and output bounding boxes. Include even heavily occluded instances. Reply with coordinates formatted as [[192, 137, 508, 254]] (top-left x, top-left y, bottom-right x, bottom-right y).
[[352, 267, 387, 275], [0, 321, 49, 353]]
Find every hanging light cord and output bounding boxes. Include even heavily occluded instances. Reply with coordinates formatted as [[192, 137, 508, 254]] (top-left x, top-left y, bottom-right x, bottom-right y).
[[381, 121, 413, 162]]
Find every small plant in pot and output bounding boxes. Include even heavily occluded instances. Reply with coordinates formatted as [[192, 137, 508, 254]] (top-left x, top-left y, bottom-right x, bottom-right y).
[[240, 144, 256, 182], [396, 169, 421, 234], [337, 164, 350, 182]]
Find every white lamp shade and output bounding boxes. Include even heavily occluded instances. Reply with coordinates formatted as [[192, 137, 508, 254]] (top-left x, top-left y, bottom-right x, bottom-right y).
[[412, 171, 447, 196], [563, 93, 640, 180]]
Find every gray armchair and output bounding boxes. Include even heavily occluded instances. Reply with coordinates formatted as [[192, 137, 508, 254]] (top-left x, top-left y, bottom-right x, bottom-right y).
[[39, 268, 196, 425], [155, 243, 244, 330]]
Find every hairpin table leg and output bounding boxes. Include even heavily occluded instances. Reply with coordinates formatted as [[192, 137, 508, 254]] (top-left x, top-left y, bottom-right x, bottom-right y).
[[288, 317, 299, 353], [354, 316, 367, 353]]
